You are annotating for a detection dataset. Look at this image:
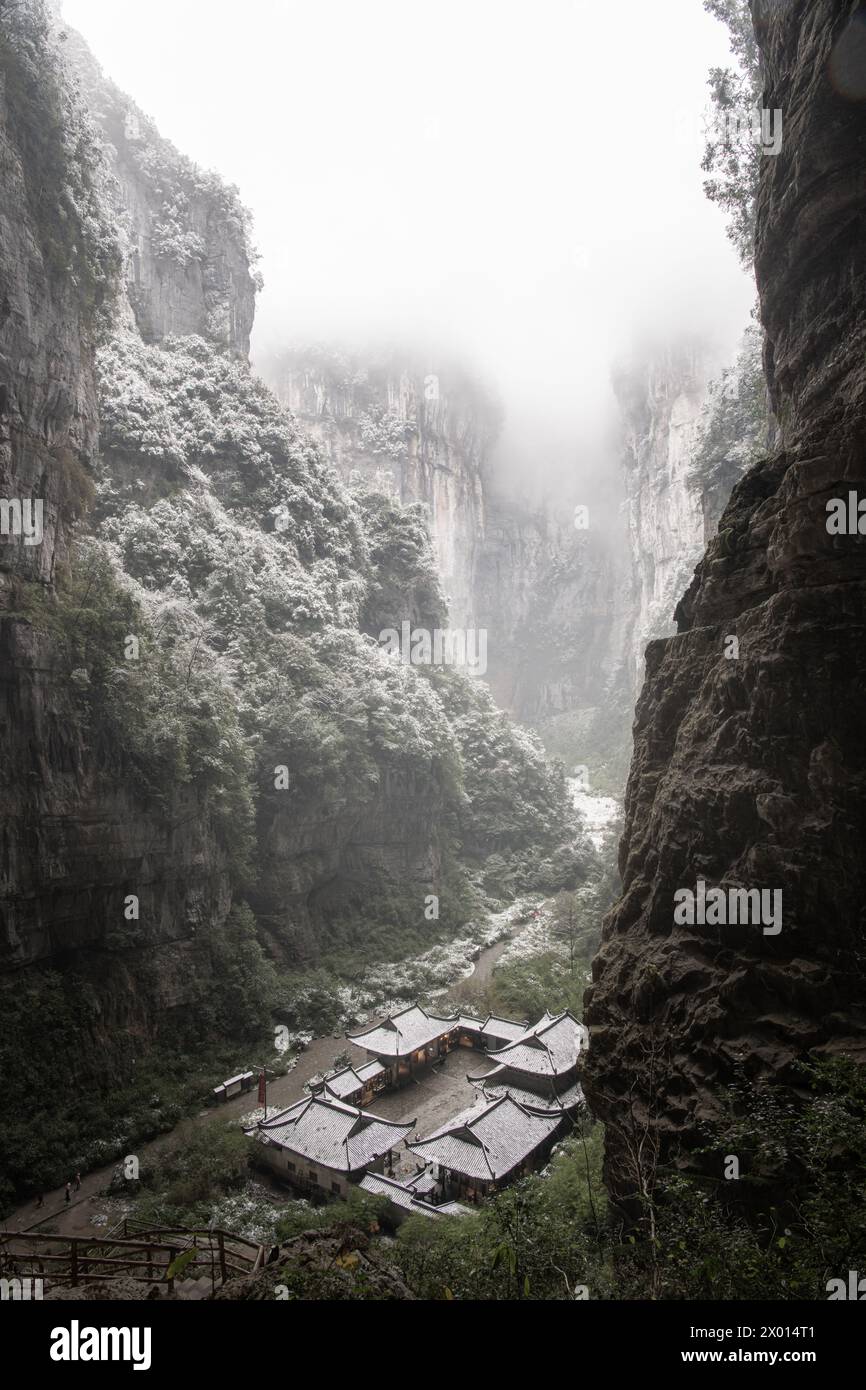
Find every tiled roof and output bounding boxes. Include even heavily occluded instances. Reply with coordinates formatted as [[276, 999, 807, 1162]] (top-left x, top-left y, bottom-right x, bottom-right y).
[[482, 1015, 527, 1042], [359, 1172, 471, 1219], [474, 1075, 585, 1115], [347, 1004, 458, 1057], [409, 1095, 560, 1181], [255, 1095, 412, 1173], [321, 1059, 385, 1100], [484, 1010, 587, 1077]]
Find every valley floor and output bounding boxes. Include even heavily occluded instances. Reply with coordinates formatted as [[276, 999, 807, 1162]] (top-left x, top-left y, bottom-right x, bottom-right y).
[[2, 906, 549, 1240]]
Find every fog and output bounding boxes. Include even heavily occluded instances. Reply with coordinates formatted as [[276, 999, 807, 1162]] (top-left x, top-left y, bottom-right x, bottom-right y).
[[62, 0, 756, 502]]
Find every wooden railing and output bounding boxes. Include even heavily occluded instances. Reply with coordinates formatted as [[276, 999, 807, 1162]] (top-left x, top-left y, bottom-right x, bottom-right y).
[[0, 1225, 265, 1293]]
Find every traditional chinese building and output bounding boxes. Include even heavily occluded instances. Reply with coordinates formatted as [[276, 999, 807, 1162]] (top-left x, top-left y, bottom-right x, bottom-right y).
[[347, 1004, 461, 1085], [249, 1094, 413, 1199], [347, 1004, 528, 1085], [408, 1094, 562, 1203], [358, 1170, 471, 1224], [468, 1008, 587, 1115], [310, 1059, 387, 1108], [452, 1013, 528, 1050]]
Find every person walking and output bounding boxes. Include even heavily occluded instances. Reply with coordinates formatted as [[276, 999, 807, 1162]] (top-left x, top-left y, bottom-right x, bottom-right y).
[[64, 1181, 71, 1204], [74, 1172, 81, 1192], [35, 1191, 44, 1209]]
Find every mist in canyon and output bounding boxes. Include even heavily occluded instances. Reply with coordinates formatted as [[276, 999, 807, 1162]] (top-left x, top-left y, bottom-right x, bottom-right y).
[[63, 0, 754, 504], [3, 0, 865, 1325]]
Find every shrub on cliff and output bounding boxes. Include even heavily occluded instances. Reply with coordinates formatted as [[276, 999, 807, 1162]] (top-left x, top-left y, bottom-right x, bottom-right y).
[[0, 2, 123, 320]]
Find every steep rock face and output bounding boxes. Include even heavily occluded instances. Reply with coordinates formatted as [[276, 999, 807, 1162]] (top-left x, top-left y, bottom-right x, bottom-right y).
[[66, 29, 257, 356], [0, 5, 238, 1013], [263, 349, 493, 631], [0, 9, 100, 590], [584, 0, 866, 1203], [267, 348, 644, 791], [0, 5, 233, 991], [474, 490, 635, 791], [612, 342, 714, 698]]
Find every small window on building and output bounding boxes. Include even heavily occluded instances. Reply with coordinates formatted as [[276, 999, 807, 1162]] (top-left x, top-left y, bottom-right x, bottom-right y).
[[287, 1159, 295, 1172], [308, 1169, 318, 1183], [331, 1181, 341, 1195]]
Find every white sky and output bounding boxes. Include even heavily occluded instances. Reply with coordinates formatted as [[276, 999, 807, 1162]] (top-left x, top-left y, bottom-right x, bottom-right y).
[[61, 0, 755, 498]]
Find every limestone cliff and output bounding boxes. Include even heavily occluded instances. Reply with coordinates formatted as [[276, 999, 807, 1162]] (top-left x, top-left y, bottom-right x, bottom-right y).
[[584, 0, 866, 1205], [266, 347, 640, 792], [0, 4, 582, 1201], [0, 3, 237, 1019], [64, 28, 258, 356], [263, 347, 495, 631], [474, 489, 635, 793], [612, 342, 715, 698]]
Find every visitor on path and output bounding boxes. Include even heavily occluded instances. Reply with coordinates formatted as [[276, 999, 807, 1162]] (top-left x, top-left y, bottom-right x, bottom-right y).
[[74, 1172, 81, 1192], [64, 1181, 71, 1203], [35, 1191, 44, 1208]]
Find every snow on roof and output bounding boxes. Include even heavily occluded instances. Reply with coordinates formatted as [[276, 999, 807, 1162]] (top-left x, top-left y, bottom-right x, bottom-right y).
[[255, 1095, 412, 1173], [476, 1076, 585, 1115], [347, 1004, 458, 1057], [409, 1095, 560, 1181], [482, 1015, 527, 1042], [359, 1172, 471, 1218], [484, 1010, 587, 1077], [321, 1060, 385, 1100]]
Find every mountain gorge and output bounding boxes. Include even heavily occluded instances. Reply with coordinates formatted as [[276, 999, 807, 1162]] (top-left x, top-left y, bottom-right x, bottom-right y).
[[3, 0, 859, 1314], [0, 0, 582, 1196], [584, 0, 866, 1207]]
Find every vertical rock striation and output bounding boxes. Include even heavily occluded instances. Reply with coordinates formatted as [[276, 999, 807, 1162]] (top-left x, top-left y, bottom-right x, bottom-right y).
[[612, 341, 715, 699], [264, 348, 494, 632], [584, 0, 866, 1204], [0, 6, 238, 1032]]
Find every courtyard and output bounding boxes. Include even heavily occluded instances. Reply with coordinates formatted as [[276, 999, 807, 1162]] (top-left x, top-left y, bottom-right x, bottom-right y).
[[361, 1045, 489, 1180]]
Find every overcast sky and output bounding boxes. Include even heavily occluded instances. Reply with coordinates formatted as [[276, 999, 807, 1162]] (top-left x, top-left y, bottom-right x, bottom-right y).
[[62, 0, 755, 500]]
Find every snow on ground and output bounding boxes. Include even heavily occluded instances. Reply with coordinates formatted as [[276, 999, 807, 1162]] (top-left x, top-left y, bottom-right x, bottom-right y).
[[321, 896, 543, 1028], [205, 1187, 287, 1246], [495, 909, 560, 967], [568, 781, 622, 852]]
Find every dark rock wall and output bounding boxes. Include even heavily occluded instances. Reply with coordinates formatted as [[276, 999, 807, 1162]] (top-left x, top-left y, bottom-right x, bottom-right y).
[[584, 0, 866, 1202], [0, 8, 234, 1032]]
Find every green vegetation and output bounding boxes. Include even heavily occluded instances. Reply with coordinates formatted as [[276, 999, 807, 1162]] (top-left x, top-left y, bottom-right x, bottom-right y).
[[0, 917, 276, 1213], [536, 698, 633, 798], [93, 329, 584, 943], [0, 4, 122, 320], [689, 323, 770, 507], [130, 1121, 251, 1228], [1, 323, 586, 1206], [390, 1058, 866, 1300], [357, 488, 447, 633], [701, 0, 762, 268], [26, 538, 255, 873], [395, 1126, 608, 1300]]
